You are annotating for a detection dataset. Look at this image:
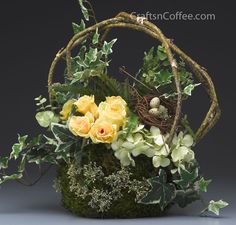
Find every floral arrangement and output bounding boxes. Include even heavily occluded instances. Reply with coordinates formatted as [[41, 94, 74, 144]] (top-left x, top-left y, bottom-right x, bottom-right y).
[[0, 1, 228, 218]]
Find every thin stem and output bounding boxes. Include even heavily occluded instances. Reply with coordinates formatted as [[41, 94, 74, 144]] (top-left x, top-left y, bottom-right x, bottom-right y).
[[16, 165, 52, 187], [119, 67, 153, 91], [85, 0, 98, 24]]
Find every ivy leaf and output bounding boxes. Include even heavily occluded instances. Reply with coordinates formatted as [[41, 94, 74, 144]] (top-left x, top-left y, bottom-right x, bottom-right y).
[[0, 156, 9, 169], [204, 200, 229, 216], [11, 135, 28, 160], [157, 48, 167, 61], [183, 83, 201, 96], [139, 169, 176, 210], [85, 47, 98, 64], [174, 167, 198, 189], [197, 177, 212, 192], [92, 28, 100, 44], [51, 123, 76, 143], [174, 189, 200, 208], [55, 141, 75, 153], [0, 173, 23, 184], [72, 20, 85, 34], [78, 0, 89, 21], [102, 39, 117, 55], [155, 70, 173, 86]]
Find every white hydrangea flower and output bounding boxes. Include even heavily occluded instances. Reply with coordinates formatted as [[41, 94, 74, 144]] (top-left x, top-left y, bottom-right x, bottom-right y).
[[171, 131, 195, 165], [111, 130, 157, 166], [152, 155, 170, 168], [111, 139, 135, 166]]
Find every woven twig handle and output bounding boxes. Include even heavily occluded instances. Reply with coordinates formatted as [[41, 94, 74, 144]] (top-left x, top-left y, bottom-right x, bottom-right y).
[[47, 12, 220, 144]]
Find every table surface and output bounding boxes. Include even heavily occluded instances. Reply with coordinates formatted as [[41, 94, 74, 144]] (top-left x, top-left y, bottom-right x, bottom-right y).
[[0, 170, 235, 225]]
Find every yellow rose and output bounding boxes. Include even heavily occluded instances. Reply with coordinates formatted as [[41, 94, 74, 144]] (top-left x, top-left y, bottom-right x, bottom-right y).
[[74, 95, 98, 118], [68, 112, 94, 138], [98, 96, 127, 129], [105, 96, 127, 107], [89, 119, 117, 143], [60, 99, 75, 121]]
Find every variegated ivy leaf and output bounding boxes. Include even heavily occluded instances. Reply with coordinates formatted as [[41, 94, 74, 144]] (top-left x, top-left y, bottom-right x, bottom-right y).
[[72, 20, 85, 34], [202, 200, 229, 216], [85, 47, 98, 64], [11, 135, 28, 160], [102, 39, 117, 55], [0, 173, 23, 184], [51, 123, 77, 143], [183, 83, 201, 96], [0, 156, 9, 169], [174, 167, 198, 189], [92, 28, 100, 44], [78, 0, 89, 21], [197, 177, 212, 192], [139, 169, 176, 210]]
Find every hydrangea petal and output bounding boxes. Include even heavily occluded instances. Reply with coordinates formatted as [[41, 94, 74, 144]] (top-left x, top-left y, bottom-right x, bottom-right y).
[[150, 126, 161, 137], [122, 141, 135, 150], [171, 146, 189, 162], [154, 135, 165, 146], [115, 149, 134, 166], [182, 134, 194, 147], [152, 156, 170, 168]]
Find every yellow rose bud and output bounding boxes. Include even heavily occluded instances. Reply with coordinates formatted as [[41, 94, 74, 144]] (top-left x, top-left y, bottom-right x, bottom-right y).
[[60, 99, 75, 121], [74, 95, 98, 118], [89, 119, 117, 143], [68, 112, 94, 138]]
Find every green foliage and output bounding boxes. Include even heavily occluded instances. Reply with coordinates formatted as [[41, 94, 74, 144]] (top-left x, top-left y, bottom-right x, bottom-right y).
[[92, 28, 100, 44], [139, 169, 176, 210], [11, 135, 27, 159], [125, 112, 139, 138], [202, 200, 229, 216], [72, 20, 85, 34], [78, 0, 89, 21], [183, 83, 201, 96], [35, 111, 59, 128], [51, 123, 76, 143], [174, 167, 198, 189], [35, 95, 52, 111], [0, 156, 9, 169], [197, 177, 211, 192], [50, 83, 105, 102], [51, 123, 81, 163], [102, 39, 117, 55], [140, 45, 199, 98], [69, 38, 117, 86]]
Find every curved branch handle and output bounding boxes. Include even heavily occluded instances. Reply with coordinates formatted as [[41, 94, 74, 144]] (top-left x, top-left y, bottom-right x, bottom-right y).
[[47, 12, 220, 144]]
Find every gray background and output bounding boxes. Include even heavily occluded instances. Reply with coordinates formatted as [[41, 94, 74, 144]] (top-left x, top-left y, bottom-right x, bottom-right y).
[[0, 0, 235, 224]]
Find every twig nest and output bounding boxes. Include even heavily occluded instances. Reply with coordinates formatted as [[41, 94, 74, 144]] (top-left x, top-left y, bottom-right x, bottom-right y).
[[134, 94, 177, 133], [150, 97, 160, 109]]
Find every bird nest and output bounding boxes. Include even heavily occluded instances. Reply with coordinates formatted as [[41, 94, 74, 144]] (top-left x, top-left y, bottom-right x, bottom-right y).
[[135, 94, 177, 134]]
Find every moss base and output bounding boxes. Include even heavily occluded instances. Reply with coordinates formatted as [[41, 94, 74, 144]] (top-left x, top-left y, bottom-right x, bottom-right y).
[[57, 144, 171, 218]]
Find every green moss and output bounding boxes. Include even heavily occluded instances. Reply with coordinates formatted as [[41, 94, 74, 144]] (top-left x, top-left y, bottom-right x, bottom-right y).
[[57, 144, 171, 218]]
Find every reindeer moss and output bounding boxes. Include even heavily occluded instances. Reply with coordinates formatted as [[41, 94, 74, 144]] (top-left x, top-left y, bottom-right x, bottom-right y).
[[57, 144, 171, 218]]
